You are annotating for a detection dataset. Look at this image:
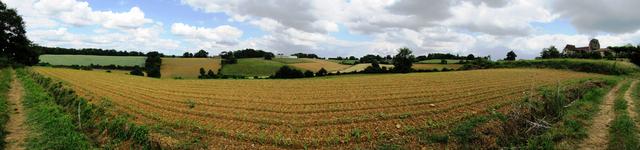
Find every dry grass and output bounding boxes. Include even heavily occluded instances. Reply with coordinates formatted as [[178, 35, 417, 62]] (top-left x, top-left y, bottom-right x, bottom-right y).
[[161, 58, 221, 79]]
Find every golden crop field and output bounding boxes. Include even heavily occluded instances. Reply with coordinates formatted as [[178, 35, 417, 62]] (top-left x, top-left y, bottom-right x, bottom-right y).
[[339, 63, 395, 73], [161, 58, 221, 79], [290, 58, 351, 72], [33, 67, 602, 149]]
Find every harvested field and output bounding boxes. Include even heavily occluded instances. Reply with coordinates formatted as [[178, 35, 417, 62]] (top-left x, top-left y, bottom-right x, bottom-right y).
[[161, 58, 221, 79], [290, 58, 351, 72], [32, 67, 602, 149]]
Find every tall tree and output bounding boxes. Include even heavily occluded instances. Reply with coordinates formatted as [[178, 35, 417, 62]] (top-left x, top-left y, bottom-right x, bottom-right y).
[[0, 1, 39, 65], [540, 46, 561, 59], [392, 47, 415, 73], [194, 50, 209, 58], [145, 51, 162, 78], [505, 51, 517, 61]]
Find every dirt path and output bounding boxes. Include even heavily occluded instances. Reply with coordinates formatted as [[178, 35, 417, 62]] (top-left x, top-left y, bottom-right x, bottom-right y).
[[625, 81, 638, 119], [578, 81, 624, 150], [5, 71, 27, 150]]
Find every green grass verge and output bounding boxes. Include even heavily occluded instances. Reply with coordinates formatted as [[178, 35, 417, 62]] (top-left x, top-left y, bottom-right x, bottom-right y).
[[221, 58, 288, 76], [39, 54, 145, 66], [608, 81, 639, 150], [0, 68, 12, 149], [16, 69, 93, 149]]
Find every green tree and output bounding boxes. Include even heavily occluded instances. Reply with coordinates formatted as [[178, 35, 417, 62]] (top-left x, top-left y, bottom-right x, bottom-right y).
[[199, 67, 206, 78], [440, 59, 448, 64], [304, 70, 314, 77], [505, 51, 517, 61], [130, 66, 144, 76], [145, 51, 162, 78], [316, 68, 328, 76], [540, 46, 561, 59], [194, 49, 209, 58], [466, 54, 475, 60], [0, 1, 39, 65], [207, 69, 216, 78], [392, 47, 414, 73]]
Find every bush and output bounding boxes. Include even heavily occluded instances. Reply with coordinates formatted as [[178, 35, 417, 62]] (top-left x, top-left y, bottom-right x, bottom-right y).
[[273, 66, 304, 79], [130, 66, 144, 76], [304, 70, 314, 77], [316, 68, 328, 76]]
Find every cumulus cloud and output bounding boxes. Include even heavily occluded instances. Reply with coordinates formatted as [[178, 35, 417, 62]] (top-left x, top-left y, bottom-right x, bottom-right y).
[[171, 23, 243, 50], [553, 0, 640, 34]]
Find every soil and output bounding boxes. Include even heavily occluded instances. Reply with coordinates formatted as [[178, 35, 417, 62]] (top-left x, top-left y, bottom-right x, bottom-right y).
[[5, 71, 27, 150]]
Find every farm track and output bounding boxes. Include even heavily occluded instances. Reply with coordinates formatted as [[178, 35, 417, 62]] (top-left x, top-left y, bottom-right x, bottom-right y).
[[33, 67, 602, 148], [579, 80, 624, 149], [5, 71, 27, 150]]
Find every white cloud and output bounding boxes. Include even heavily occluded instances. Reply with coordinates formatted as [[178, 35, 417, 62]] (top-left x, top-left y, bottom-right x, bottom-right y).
[[553, 0, 640, 34], [170, 23, 243, 50]]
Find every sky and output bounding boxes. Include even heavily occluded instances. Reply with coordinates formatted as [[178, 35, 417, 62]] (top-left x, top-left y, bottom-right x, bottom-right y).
[[3, 0, 640, 59]]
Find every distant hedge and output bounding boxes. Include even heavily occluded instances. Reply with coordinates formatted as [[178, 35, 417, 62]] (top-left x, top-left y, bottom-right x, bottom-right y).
[[462, 59, 640, 75]]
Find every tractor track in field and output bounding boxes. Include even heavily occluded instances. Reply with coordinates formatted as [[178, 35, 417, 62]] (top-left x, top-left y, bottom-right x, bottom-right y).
[[5, 70, 27, 150], [579, 81, 625, 150]]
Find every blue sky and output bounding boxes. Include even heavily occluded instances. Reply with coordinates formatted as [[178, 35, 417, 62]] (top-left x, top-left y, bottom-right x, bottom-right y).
[[4, 0, 640, 59]]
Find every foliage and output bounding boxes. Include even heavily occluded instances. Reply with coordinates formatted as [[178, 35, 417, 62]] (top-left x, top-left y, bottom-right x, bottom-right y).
[[540, 46, 562, 59], [193, 50, 209, 58], [291, 53, 320, 59], [182, 52, 194, 58], [130, 66, 145, 76], [316, 68, 328, 76], [272, 66, 304, 79], [630, 52, 640, 67], [0, 2, 39, 65], [145, 51, 162, 78], [304, 70, 315, 77], [392, 47, 415, 73], [505, 51, 517, 61]]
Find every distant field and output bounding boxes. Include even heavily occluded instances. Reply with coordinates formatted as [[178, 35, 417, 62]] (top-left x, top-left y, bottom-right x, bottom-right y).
[[327, 59, 358, 65], [39, 55, 145, 66], [271, 58, 311, 64], [339, 63, 394, 73], [161, 58, 221, 79], [220, 58, 287, 77], [417, 59, 462, 64], [412, 64, 463, 70], [290, 58, 351, 72], [33, 67, 603, 149]]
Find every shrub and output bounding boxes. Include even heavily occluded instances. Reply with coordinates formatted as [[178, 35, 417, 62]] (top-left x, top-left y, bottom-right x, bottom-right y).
[[304, 70, 314, 77], [130, 66, 144, 76], [273, 66, 304, 79], [316, 68, 328, 76]]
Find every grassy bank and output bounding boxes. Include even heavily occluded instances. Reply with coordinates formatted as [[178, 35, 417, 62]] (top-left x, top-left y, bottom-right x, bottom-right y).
[[18, 68, 155, 149], [463, 59, 640, 75], [17, 69, 93, 149], [0, 68, 12, 148]]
